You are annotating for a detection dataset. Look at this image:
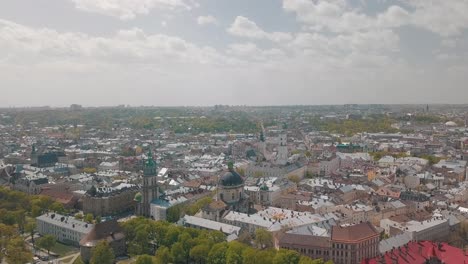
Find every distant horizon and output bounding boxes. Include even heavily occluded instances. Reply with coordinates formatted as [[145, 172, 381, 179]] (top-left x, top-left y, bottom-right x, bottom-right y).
[[2, 103, 468, 109]]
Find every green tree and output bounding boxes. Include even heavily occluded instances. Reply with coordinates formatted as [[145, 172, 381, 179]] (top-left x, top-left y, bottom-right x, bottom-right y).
[[90, 240, 115, 264], [166, 205, 182, 222], [254, 228, 273, 249], [136, 254, 155, 264], [75, 213, 84, 220], [36, 234, 56, 256], [243, 248, 275, 264], [170, 242, 187, 264], [226, 241, 246, 264], [5, 237, 33, 264], [155, 246, 172, 264], [242, 247, 257, 264], [85, 213, 94, 223], [207, 242, 228, 264], [273, 249, 301, 264], [190, 244, 210, 264], [96, 216, 102, 224], [298, 256, 328, 264], [186, 197, 213, 216], [163, 225, 181, 247], [25, 221, 37, 248], [49, 201, 65, 214], [128, 229, 150, 256]]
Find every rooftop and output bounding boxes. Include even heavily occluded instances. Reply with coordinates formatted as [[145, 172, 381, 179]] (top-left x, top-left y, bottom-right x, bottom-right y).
[[37, 213, 93, 234], [364, 241, 468, 264], [331, 222, 379, 243]]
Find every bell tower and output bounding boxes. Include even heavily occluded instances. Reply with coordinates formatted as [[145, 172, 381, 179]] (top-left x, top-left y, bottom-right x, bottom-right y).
[[139, 150, 159, 217]]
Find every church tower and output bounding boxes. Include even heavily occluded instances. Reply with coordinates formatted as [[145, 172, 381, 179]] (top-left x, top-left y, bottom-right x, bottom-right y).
[[276, 134, 288, 165], [138, 150, 159, 217]]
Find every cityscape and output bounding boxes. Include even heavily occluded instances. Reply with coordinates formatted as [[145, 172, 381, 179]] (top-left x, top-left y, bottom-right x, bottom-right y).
[[0, 104, 468, 264], [2, 1, 468, 264]]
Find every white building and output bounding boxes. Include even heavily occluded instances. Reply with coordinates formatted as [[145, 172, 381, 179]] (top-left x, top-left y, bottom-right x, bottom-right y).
[[223, 207, 326, 233], [380, 215, 449, 242], [36, 213, 94, 246], [180, 215, 241, 241]]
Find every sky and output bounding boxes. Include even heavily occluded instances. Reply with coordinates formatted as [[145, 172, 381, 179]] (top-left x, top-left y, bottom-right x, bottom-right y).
[[1, 0, 468, 107]]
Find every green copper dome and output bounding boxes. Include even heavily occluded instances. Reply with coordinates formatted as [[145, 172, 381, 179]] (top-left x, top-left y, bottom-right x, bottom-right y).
[[143, 150, 157, 176]]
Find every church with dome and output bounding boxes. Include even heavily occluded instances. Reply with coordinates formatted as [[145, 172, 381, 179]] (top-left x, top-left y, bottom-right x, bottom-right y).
[[202, 162, 251, 221]]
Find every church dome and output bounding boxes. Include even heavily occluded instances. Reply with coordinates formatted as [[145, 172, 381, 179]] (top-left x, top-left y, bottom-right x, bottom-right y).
[[220, 170, 243, 187], [445, 121, 457, 127]]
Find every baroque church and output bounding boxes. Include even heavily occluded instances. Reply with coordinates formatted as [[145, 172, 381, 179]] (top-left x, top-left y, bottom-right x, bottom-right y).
[[201, 162, 252, 222]]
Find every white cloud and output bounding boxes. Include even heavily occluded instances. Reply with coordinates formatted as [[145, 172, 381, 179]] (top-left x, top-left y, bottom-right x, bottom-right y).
[[69, 0, 197, 20], [227, 42, 286, 63], [227, 16, 292, 42], [0, 20, 232, 68], [282, 0, 411, 33], [407, 0, 468, 37], [283, 0, 468, 37], [197, 15, 217, 26]]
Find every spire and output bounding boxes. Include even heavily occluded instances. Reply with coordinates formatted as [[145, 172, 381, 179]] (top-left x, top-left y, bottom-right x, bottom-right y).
[[260, 130, 265, 142], [143, 150, 157, 176], [227, 161, 234, 171]]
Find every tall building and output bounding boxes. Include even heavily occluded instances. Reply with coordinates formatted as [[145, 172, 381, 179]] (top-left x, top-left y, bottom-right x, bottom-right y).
[[136, 151, 159, 217], [276, 134, 288, 165]]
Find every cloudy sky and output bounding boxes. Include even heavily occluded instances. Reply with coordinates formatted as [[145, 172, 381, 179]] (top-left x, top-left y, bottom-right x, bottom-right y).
[[1, 0, 468, 107]]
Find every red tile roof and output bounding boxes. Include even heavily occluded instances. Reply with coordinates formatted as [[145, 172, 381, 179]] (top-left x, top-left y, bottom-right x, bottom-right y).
[[362, 241, 468, 264]]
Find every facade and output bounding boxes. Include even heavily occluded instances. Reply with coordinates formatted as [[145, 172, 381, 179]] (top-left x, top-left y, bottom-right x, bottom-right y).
[[12, 175, 48, 195], [180, 215, 241, 240], [380, 216, 449, 241], [319, 157, 339, 176], [36, 213, 93, 246], [279, 222, 380, 264], [82, 184, 138, 216], [245, 163, 287, 178]]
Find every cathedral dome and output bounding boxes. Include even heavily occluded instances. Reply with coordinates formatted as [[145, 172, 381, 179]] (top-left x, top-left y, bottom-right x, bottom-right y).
[[220, 170, 243, 187], [445, 121, 457, 127]]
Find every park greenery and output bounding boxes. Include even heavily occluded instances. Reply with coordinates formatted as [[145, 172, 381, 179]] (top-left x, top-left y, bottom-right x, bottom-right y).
[[122, 217, 332, 264], [309, 117, 398, 136], [166, 196, 214, 223], [91, 240, 115, 264], [0, 186, 68, 263], [4, 107, 259, 134]]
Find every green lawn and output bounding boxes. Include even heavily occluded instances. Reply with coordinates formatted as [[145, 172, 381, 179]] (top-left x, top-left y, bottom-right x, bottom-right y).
[[59, 256, 75, 263], [73, 256, 85, 264], [51, 242, 79, 257]]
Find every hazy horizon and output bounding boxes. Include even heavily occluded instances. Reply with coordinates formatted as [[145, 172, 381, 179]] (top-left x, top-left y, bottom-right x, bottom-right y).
[[1, 0, 468, 107]]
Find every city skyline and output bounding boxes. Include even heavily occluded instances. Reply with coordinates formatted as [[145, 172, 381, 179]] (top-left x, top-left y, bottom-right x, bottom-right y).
[[1, 0, 468, 106]]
